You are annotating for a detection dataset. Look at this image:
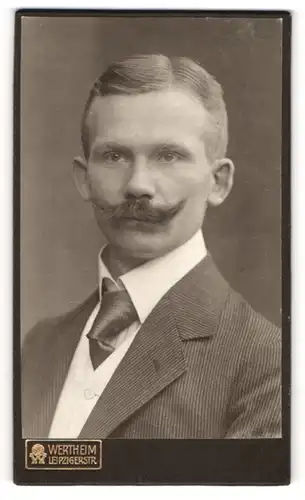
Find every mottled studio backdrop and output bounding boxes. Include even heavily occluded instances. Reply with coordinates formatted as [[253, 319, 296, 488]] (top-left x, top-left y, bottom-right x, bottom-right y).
[[21, 16, 282, 336]]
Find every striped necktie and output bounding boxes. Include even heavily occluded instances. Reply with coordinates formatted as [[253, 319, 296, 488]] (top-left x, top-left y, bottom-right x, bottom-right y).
[[87, 277, 138, 370]]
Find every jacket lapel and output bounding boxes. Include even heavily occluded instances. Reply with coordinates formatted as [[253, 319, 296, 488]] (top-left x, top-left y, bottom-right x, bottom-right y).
[[169, 254, 230, 341], [30, 291, 99, 437], [79, 255, 230, 438], [79, 293, 186, 438]]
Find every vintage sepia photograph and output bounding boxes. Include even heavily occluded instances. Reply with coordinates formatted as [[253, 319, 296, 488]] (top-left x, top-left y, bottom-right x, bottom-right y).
[[15, 11, 290, 485]]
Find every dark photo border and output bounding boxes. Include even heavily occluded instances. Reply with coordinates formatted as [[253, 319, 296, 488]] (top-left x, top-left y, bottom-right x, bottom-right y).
[[13, 9, 291, 486]]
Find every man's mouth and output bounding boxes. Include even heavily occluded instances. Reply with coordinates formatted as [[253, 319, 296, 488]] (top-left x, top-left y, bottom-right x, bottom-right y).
[[114, 216, 172, 232], [119, 214, 172, 225]]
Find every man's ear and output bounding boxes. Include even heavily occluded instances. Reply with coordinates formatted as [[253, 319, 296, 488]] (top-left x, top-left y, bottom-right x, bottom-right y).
[[207, 158, 235, 207], [72, 156, 91, 201]]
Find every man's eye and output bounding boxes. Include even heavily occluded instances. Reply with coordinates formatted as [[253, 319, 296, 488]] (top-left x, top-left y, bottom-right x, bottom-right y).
[[102, 151, 126, 163], [156, 151, 182, 163]]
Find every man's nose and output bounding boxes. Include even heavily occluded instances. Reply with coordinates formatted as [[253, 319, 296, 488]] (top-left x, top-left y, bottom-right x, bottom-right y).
[[124, 158, 156, 198]]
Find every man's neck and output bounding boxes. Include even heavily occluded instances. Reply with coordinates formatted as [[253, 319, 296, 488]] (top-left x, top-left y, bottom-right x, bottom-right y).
[[102, 245, 148, 280]]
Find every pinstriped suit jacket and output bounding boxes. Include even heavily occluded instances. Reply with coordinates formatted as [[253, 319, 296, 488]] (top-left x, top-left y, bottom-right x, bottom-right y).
[[21, 255, 281, 439]]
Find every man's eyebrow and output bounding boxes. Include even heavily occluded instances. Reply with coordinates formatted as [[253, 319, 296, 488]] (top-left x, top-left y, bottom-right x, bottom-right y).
[[91, 141, 132, 153], [155, 142, 192, 151], [153, 142, 195, 157]]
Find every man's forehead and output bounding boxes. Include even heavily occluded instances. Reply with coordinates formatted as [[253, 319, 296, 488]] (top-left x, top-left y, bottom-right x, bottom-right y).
[[86, 89, 209, 144]]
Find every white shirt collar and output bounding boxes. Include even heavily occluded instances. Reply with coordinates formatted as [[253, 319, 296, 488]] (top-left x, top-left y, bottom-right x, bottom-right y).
[[98, 229, 207, 324]]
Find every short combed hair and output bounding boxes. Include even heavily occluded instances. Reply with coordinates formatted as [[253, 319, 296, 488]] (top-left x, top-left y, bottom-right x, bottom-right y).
[[81, 54, 228, 163]]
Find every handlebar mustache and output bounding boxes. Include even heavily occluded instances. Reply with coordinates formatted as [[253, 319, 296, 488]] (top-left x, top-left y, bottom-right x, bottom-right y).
[[91, 198, 185, 224]]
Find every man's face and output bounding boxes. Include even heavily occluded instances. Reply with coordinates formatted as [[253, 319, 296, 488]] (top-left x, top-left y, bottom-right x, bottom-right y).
[[74, 89, 233, 260]]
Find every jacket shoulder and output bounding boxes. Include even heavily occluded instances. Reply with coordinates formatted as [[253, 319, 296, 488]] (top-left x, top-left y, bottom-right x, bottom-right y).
[[22, 289, 99, 356], [220, 289, 281, 361]]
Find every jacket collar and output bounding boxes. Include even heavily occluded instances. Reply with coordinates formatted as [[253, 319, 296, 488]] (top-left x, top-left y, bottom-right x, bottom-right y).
[[168, 253, 230, 340]]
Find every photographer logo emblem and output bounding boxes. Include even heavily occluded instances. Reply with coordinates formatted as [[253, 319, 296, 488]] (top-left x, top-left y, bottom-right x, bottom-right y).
[[29, 443, 47, 465]]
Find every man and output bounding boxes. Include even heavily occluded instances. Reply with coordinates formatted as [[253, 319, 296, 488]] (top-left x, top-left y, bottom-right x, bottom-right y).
[[22, 54, 281, 439]]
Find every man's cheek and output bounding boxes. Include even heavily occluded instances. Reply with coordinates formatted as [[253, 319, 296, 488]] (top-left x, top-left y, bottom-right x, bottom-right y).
[[166, 166, 208, 189], [187, 173, 212, 196], [89, 173, 125, 202], [156, 174, 195, 199], [170, 177, 208, 201]]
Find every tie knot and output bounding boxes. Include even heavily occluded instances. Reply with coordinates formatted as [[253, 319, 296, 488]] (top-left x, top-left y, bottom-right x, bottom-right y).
[[102, 277, 118, 295], [87, 279, 138, 345]]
